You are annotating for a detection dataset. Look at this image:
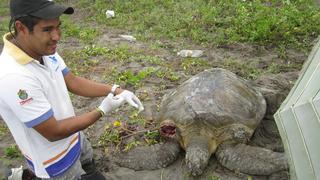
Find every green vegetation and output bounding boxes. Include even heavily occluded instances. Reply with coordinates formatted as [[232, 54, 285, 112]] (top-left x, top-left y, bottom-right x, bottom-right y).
[[55, 0, 318, 82], [208, 175, 221, 180], [124, 140, 141, 151], [1, 0, 319, 53], [1, 0, 317, 80], [98, 109, 161, 153], [99, 126, 121, 147], [108, 67, 180, 88], [181, 58, 211, 74], [61, 17, 99, 44], [0, 123, 8, 136], [116, 68, 156, 88], [4, 144, 22, 158], [221, 58, 262, 79], [266, 61, 301, 74], [0, 18, 9, 37], [144, 130, 160, 145], [0, 0, 10, 36], [69, 0, 320, 53]]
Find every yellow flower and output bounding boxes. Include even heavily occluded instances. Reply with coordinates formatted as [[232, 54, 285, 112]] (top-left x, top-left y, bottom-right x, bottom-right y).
[[113, 120, 122, 127]]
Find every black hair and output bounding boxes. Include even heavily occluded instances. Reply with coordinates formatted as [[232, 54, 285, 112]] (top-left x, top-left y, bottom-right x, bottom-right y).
[[9, 15, 41, 36]]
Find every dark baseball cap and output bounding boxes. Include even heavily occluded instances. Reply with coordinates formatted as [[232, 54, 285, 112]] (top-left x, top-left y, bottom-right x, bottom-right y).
[[10, 0, 74, 19]]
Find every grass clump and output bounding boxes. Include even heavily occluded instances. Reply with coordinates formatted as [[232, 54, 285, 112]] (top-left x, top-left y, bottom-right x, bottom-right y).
[[61, 17, 98, 44], [4, 144, 22, 158], [106, 67, 180, 89], [98, 110, 160, 153], [114, 68, 157, 88], [221, 58, 262, 79], [181, 58, 211, 74], [0, 123, 8, 136]]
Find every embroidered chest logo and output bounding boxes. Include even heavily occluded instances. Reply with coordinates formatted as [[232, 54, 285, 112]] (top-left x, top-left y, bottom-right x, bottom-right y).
[[18, 89, 33, 105], [49, 56, 59, 71], [49, 56, 58, 64]]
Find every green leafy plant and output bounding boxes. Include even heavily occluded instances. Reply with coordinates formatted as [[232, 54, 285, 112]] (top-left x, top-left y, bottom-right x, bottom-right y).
[[116, 68, 156, 88], [266, 61, 301, 74], [208, 175, 221, 180], [144, 130, 160, 145], [61, 17, 98, 44], [154, 68, 180, 81], [221, 58, 262, 79], [128, 111, 147, 127], [0, 123, 8, 136], [181, 58, 210, 74], [124, 140, 141, 152], [99, 127, 121, 147], [138, 55, 165, 66], [4, 144, 22, 158]]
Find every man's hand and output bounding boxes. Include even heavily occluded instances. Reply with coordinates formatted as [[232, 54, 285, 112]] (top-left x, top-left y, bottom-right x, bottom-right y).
[[98, 93, 125, 115], [118, 90, 144, 112]]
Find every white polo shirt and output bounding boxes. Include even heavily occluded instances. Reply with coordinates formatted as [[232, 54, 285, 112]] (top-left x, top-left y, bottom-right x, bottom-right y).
[[0, 33, 81, 178]]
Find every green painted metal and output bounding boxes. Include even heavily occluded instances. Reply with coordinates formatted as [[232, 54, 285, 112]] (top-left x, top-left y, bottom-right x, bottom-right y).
[[274, 38, 320, 180]]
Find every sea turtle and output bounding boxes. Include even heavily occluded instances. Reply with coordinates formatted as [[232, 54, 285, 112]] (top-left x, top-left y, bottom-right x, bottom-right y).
[[113, 68, 288, 176]]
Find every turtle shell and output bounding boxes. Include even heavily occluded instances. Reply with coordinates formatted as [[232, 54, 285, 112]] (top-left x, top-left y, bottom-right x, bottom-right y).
[[158, 68, 266, 132]]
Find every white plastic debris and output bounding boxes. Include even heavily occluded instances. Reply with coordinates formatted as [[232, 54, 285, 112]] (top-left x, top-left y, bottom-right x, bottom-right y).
[[106, 10, 115, 18], [119, 35, 136, 42], [177, 50, 204, 58]]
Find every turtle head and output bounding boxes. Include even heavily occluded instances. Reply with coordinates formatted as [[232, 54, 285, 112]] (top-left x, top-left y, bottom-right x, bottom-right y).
[[160, 120, 181, 140]]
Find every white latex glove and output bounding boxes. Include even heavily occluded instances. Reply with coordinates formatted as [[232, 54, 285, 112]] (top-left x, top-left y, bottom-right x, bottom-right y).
[[98, 93, 125, 115], [117, 90, 144, 112]]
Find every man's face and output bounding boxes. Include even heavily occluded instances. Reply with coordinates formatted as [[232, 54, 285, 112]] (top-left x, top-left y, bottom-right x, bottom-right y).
[[25, 18, 61, 56]]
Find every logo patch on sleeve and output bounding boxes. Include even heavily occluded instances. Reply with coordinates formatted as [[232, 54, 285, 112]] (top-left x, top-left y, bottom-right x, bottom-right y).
[[18, 89, 33, 105]]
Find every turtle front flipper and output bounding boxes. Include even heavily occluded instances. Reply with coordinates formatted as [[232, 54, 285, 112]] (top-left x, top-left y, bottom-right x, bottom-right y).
[[112, 140, 181, 170], [215, 142, 288, 175], [185, 136, 216, 176]]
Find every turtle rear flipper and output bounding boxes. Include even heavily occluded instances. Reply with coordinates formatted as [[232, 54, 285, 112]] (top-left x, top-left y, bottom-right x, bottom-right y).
[[112, 140, 181, 170], [216, 142, 288, 175]]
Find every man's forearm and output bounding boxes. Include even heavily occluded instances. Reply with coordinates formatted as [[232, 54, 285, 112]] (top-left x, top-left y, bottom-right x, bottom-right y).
[[56, 109, 102, 139], [64, 72, 113, 97], [34, 109, 102, 142], [70, 76, 111, 97]]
